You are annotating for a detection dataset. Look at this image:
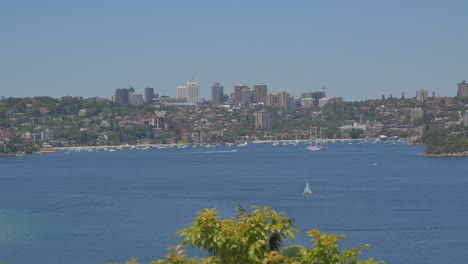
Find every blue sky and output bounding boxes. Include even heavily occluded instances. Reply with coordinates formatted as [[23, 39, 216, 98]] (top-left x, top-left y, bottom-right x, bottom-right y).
[[1, 0, 467, 101]]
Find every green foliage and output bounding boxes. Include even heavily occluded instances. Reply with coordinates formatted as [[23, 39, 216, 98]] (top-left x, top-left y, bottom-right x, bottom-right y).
[[297, 229, 381, 264], [225, 123, 248, 140], [149, 205, 382, 264], [349, 128, 364, 139], [280, 244, 307, 258], [422, 125, 468, 154], [177, 206, 298, 264], [150, 245, 215, 264]]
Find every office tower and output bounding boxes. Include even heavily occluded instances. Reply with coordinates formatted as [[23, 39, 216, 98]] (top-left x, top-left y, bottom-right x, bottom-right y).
[[277, 91, 291, 109], [115, 88, 129, 104], [177, 85, 186, 98], [300, 98, 315, 108], [144, 87, 154, 103], [416, 89, 428, 102], [234, 84, 247, 104], [266, 93, 278, 107], [241, 87, 252, 107], [187, 80, 199, 103], [211, 82, 224, 105], [129, 93, 144, 105], [458, 80, 468, 97], [311, 91, 326, 106], [253, 84, 268, 104], [223, 93, 229, 102]]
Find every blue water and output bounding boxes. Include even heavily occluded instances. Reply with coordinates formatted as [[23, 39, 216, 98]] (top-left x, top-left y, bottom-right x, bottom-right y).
[[1, 142, 468, 264]]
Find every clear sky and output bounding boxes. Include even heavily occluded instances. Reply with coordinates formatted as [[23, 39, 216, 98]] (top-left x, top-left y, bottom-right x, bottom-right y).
[[1, 0, 467, 101]]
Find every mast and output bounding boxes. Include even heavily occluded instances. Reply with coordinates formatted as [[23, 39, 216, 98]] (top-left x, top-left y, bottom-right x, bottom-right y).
[[315, 127, 319, 147], [320, 127, 324, 148]]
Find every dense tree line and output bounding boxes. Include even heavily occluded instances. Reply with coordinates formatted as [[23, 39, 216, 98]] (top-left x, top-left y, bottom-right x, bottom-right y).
[[421, 125, 468, 154]]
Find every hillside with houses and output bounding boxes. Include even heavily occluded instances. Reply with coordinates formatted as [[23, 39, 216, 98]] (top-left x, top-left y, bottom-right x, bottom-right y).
[[0, 93, 467, 156]]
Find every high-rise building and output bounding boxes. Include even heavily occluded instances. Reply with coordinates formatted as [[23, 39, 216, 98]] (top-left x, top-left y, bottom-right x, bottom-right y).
[[177, 85, 186, 98], [234, 84, 247, 104], [211, 83, 224, 105], [277, 92, 291, 109], [253, 84, 268, 104], [187, 80, 199, 104], [300, 98, 315, 108], [266, 93, 278, 107], [458, 80, 468, 97], [416, 89, 428, 102], [115, 88, 129, 104], [241, 87, 252, 107], [254, 110, 271, 129], [129, 93, 144, 105], [311, 91, 326, 106], [144, 87, 154, 103], [318, 97, 329, 108]]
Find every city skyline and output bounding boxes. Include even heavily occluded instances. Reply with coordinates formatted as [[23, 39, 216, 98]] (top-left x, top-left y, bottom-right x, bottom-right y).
[[1, 1, 468, 101], [111, 80, 464, 104]]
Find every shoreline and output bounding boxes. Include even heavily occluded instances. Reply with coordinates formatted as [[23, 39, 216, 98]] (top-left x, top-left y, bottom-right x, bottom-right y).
[[418, 152, 468, 157], [1, 138, 415, 156], [52, 138, 396, 151]]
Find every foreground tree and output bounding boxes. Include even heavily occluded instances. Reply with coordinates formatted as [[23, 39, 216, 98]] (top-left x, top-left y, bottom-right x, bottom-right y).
[[114, 205, 383, 264], [177, 206, 297, 263], [296, 229, 379, 264], [152, 205, 382, 264]]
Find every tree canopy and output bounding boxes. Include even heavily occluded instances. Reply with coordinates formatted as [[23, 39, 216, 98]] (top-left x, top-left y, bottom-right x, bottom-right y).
[[422, 125, 468, 154], [113, 205, 383, 264]]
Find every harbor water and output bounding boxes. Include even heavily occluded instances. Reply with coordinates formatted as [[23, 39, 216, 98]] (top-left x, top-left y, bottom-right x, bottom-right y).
[[1, 141, 467, 263]]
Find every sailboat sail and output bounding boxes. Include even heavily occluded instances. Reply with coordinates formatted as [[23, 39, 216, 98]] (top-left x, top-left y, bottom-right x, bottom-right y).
[[303, 180, 312, 195]]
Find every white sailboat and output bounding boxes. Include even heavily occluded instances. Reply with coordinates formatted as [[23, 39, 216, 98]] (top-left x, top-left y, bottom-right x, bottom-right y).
[[303, 180, 312, 196], [306, 127, 325, 151]]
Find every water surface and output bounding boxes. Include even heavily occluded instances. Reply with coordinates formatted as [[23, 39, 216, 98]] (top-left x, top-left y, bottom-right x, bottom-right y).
[[1, 142, 467, 263]]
